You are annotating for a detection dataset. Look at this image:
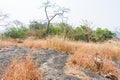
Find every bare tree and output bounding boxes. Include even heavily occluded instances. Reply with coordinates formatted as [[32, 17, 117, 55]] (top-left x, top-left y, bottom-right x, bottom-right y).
[[11, 20, 24, 28], [0, 11, 8, 26], [42, 0, 70, 34]]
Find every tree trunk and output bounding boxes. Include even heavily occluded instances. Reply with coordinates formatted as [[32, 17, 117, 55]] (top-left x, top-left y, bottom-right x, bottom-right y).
[[46, 21, 50, 35]]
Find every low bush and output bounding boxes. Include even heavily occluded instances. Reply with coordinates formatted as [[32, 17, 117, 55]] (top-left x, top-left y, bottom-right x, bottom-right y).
[[4, 27, 27, 39]]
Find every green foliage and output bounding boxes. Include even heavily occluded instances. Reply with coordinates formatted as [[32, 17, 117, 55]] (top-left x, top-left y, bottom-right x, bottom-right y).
[[46, 22, 74, 37], [58, 22, 73, 38], [2, 21, 116, 42], [5, 27, 27, 39], [29, 21, 46, 30], [74, 25, 93, 42], [93, 28, 116, 42], [49, 26, 61, 35], [26, 29, 46, 39], [26, 21, 47, 39], [74, 26, 116, 42]]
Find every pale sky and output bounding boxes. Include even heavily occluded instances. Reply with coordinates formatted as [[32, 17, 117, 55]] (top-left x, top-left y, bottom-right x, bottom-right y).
[[0, 0, 120, 31]]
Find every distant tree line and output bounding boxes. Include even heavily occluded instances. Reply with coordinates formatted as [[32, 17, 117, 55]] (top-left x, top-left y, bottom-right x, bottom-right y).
[[2, 21, 116, 42], [0, 0, 116, 42]]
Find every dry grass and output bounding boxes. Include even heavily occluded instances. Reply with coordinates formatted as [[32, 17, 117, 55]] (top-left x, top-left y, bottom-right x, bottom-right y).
[[66, 52, 120, 75], [1, 37, 120, 79], [0, 38, 47, 49], [2, 56, 42, 80], [46, 37, 77, 54], [19, 39, 46, 49], [67, 53, 97, 71], [64, 66, 91, 80], [46, 37, 120, 78], [1, 37, 120, 60], [46, 37, 120, 60], [0, 40, 17, 48]]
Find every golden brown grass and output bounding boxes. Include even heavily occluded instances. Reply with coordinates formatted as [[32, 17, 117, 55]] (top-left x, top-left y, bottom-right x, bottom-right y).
[[46, 37, 120, 60], [46, 37, 77, 54], [2, 56, 42, 80], [0, 40, 17, 48], [1, 37, 120, 60], [67, 53, 97, 71], [19, 39, 46, 49], [66, 52, 120, 76], [0, 38, 46, 49], [46, 37, 120, 78], [1, 37, 120, 79], [64, 66, 91, 80]]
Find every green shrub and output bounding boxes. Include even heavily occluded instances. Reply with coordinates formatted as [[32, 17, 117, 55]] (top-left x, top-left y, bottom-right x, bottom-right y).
[[29, 21, 46, 30], [74, 26, 116, 42], [26, 29, 46, 39], [3, 21, 115, 42], [74, 26, 93, 42], [5, 27, 27, 39], [93, 28, 116, 42], [58, 22, 73, 38], [49, 26, 61, 35]]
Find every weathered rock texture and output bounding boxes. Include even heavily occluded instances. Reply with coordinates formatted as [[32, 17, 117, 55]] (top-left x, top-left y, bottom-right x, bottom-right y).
[[0, 46, 113, 80]]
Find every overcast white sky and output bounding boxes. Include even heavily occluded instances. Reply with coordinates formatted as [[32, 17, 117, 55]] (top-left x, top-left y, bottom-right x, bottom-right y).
[[0, 0, 120, 31]]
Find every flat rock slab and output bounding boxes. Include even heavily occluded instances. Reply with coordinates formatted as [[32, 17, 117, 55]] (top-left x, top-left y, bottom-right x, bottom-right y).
[[0, 46, 28, 76], [30, 49, 80, 80], [0, 46, 80, 80], [0, 46, 112, 80]]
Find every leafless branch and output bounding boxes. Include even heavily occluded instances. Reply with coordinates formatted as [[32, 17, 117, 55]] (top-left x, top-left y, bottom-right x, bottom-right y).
[[0, 12, 8, 26], [0, 14, 8, 21], [41, 0, 70, 34]]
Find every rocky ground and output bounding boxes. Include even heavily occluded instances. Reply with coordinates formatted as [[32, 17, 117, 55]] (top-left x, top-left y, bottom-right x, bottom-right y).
[[0, 46, 112, 80]]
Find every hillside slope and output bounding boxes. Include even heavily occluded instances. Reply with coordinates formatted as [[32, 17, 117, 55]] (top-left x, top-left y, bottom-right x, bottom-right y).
[[0, 46, 115, 80]]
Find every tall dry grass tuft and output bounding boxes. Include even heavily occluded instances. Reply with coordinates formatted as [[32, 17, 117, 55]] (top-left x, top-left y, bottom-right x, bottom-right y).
[[1, 37, 120, 60], [1, 37, 120, 79], [2, 56, 43, 80], [67, 53, 97, 72], [0, 40, 17, 48], [67, 52, 120, 79], [18, 39, 47, 49], [46, 37, 120, 60], [101, 60, 117, 75], [46, 37, 78, 54]]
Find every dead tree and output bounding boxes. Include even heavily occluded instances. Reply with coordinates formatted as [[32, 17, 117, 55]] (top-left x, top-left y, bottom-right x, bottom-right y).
[[0, 12, 8, 26], [11, 20, 24, 28], [42, 0, 70, 35]]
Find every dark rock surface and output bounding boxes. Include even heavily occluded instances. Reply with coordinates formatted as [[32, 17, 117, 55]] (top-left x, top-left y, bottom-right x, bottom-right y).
[[30, 49, 80, 80], [81, 69, 109, 80], [0, 46, 113, 80], [0, 46, 28, 76]]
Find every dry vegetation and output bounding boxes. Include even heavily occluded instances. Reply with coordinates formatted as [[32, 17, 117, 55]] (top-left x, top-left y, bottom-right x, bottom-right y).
[[46, 37, 120, 78], [2, 56, 43, 80], [0, 40, 17, 48], [46, 37, 120, 60], [0, 37, 120, 79], [66, 53, 120, 77], [19, 39, 46, 49]]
